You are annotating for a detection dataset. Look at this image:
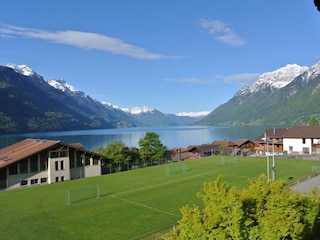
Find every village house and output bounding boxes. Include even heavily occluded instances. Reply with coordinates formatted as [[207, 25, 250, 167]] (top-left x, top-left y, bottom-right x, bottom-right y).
[[255, 128, 288, 154], [0, 138, 105, 190], [233, 139, 255, 156], [282, 125, 320, 155], [171, 144, 220, 161]]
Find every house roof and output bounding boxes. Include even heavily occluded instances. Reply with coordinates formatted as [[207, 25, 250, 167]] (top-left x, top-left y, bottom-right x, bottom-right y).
[[0, 138, 106, 169], [255, 128, 288, 142], [233, 139, 253, 147], [211, 140, 237, 148], [282, 125, 320, 138], [192, 144, 219, 152], [0, 138, 60, 169]]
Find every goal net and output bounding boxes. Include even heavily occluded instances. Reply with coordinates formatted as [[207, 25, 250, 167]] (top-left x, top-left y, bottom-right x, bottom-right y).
[[166, 161, 187, 176], [66, 185, 100, 205], [220, 155, 237, 165]]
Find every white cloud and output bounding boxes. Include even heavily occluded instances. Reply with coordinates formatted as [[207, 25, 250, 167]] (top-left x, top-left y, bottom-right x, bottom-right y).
[[223, 73, 261, 85], [176, 111, 211, 117], [197, 19, 245, 46], [0, 23, 179, 60]]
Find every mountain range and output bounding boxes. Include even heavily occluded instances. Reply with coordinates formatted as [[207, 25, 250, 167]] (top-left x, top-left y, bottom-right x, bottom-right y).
[[1, 60, 320, 134], [0, 64, 205, 134], [198, 61, 320, 126]]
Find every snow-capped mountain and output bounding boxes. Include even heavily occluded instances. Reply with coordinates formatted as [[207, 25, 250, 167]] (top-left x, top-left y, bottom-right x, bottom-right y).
[[199, 60, 320, 126], [236, 64, 309, 96], [6, 63, 36, 77], [47, 79, 80, 95]]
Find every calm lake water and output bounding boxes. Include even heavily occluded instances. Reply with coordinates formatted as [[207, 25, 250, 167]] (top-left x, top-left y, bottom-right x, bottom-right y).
[[0, 125, 276, 150]]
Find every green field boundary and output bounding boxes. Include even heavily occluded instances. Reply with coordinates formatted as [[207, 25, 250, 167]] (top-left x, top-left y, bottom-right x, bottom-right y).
[[286, 170, 320, 187]]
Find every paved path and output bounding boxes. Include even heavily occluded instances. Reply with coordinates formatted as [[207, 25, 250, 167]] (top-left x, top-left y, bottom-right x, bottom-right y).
[[290, 175, 320, 193]]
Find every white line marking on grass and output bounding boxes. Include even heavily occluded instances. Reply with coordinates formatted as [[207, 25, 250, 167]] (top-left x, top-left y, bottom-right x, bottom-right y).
[[115, 172, 214, 196], [110, 195, 180, 218]]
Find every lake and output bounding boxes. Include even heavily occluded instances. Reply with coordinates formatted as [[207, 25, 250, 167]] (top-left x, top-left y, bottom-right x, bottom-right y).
[[0, 125, 276, 150]]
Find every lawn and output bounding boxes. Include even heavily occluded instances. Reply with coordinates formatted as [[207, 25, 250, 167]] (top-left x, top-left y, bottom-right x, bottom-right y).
[[0, 156, 318, 240]]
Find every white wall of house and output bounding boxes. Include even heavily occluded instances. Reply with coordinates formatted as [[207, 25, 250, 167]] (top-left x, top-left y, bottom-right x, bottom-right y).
[[48, 157, 70, 184], [283, 138, 312, 154]]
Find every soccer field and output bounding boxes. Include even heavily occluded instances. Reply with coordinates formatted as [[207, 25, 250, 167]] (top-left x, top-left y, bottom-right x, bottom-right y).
[[0, 156, 318, 239]]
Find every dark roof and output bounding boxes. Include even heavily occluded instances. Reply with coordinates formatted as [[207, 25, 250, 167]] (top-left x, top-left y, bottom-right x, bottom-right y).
[[282, 125, 320, 138], [189, 144, 219, 152], [211, 140, 237, 147], [0, 138, 60, 168], [256, 128, 288, 141], [233, 139, 253, 147]]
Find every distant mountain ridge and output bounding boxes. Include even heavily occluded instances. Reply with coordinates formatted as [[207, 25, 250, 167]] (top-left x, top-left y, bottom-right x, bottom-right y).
[[199, 61, 320, 126], [0, 64, 206, 134]]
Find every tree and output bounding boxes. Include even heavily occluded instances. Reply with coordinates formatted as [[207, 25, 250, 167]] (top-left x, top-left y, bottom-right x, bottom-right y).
[[102, 140, 130, 172], [164, 175, 320, 240], [138, 132, 166, 166], [309, 116, 319, 125]]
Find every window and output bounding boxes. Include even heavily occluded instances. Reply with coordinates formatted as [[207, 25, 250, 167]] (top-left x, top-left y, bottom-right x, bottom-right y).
[[60, 161, 64, 170], [9, 163, 18, 175], [302, 138, 306, 144], [20, 159, 28, 174], [303, 147, 310, 154], [289, 146, 293, 151], [30, 156, 38, 172], [31, 179, 38, 185], [55, 177, 59, 182], [20, 180, 28, 186], [55, 161, 59, 171], [41, 178, 47, 183], [40, 158, 47, 171], [61, 176, 64, 181]]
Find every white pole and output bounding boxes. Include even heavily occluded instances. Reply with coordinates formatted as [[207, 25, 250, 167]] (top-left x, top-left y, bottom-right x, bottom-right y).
[[262, 135, 270, 183], [267, 142, 270, 183], [272, 141, 275, 180]]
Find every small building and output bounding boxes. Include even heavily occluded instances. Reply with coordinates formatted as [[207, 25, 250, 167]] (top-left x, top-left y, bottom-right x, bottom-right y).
[[282, 125, 320, 155], [255, 128, 288, 153], [0, 138, 105, 190], [233, 139, 255, 155], [212, 140, 237, 155]]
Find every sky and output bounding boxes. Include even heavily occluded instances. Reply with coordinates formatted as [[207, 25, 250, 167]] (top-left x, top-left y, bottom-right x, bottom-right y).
[[0, 1, 320, 116]]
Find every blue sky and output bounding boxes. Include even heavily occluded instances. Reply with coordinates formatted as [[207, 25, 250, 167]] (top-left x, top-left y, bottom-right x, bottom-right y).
[[1, 1, 319, 115]]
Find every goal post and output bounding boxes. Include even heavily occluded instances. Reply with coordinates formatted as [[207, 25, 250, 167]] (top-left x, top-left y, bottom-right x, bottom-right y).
[[66, 185, 100, 205], [166, 161, 187, 176], [220, 155, 237, 165]]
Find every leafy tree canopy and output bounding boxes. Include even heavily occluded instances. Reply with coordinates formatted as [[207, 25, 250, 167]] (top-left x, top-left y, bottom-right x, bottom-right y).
[[309, 115, 319, 126], [138, 132, 166, 163], [102, 140, 130, 172], [164, 175, 320, 240]]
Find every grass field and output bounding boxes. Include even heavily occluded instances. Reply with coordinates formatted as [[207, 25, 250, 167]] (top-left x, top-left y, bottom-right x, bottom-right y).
[[0, 156, 319, 240]]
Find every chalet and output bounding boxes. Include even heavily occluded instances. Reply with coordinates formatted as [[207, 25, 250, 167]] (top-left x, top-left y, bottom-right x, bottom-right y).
[[170, 144, 220, 161], [233, 139, 255, 155], [0, 138, 105, 190], [282, 125, 320, 155], [212, 140, 237, 155], [255, 128, 288, 153]]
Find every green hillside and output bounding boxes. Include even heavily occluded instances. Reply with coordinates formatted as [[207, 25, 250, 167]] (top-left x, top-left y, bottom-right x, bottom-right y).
[[198, 70, 320, 126], [0, 156, 318, 239]]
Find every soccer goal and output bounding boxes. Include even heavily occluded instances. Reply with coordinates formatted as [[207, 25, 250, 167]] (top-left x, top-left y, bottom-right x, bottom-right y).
[[66, 185, 100, 205], [166, 161, 187, 176], [220, 155, 237, 165]]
